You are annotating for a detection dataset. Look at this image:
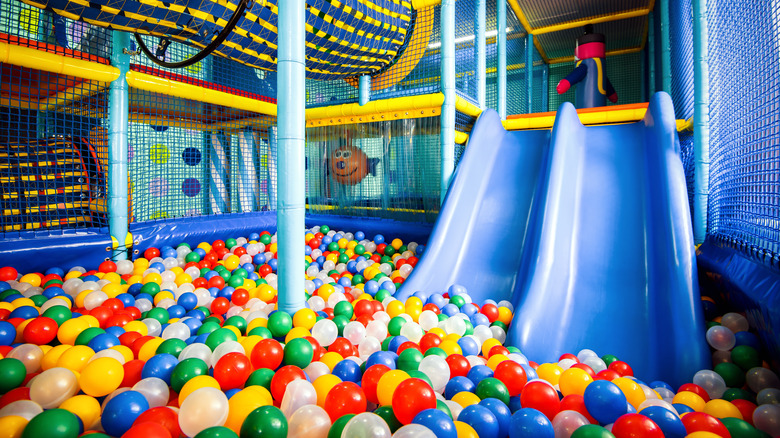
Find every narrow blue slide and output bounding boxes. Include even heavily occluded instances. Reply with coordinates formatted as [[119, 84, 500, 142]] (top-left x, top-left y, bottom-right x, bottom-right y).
[[398, 93, 709, 386]]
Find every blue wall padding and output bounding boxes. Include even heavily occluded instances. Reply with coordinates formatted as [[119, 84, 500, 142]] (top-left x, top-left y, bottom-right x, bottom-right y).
[[305, 214, 433, 245], [697, 237, 780, 369], [0, 231, 113, 273]]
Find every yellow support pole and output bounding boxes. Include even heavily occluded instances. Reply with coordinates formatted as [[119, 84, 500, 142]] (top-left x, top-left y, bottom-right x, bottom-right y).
[[0, 42, 120, 82], [504, 109, 693, 133], [454, 130, 469, 144], [455, 96, 482, 118], [531, 9, 651, 36], [126, 71, 278, 116], [304, 93, 444, 120]]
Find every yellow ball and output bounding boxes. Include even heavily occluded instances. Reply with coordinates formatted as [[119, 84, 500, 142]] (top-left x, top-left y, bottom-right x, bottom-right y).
[[79, 315, 100, 328], [439, 340, 463, 356], [428, 327, 446, 338], [41, 344, 71, 371], [313, 374, 342, 406], [320, 352, 344, 371], [454, 421, 479, 438], [391, 238, 403, 250], [143, 272, 162, 285], [338, 238, 348, 249], [536, 363, 564, 386], [123, 320, 149, 336], [686, 433, 725, 438], [293, 308, 318, 330], [405, 297, 423, 311], [377, 370, 410, 406], [224, 386, 273, 433], [256, 285, 276, 302], [59, 395, 101, 429], [317, 284, 336, 301], [486, 354, 509, 371], [0, 415, 28, 438], [179, 375, 221, 406], [497, 307, 513, 326], [240, 336, 263, 356], [175, 273, 193, 287], [672, 390, 706, 412], [19, 274, 41, 287], [11, 297, 35, 309], [79, 357, 124, 397], [285, 327, 311, 343], [703, 399, 743, 420], [558, 367, 594, 397], [56, 345, 96, 372], [247, 318, 268, 332], [613, 377, 646, 410], [481, 338, 502, 357], [110, 345, 134, 363], [154, 290, 175, 305], [138, 338, 165, 361], [65, 270, 83, 280], [386, 300, 405, 318], [224, 255, 240, 271], [452, 391, 482, 408], [406, 307, 422, 322]]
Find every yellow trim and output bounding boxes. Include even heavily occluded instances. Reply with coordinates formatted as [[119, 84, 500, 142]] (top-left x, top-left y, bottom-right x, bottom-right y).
[[593, 59, 606, 95], [531, 8, 651, 36], [126, 71, 277, 116], [306, 107, 440, 128], [305, 93, 444, 120], [455, 96, 482, 118], [0, 42, 120, 82], [506, 0, 549, 63], [504, 108, 649, 130], [676, 117, 694, 132], [411, 0, 440, 7], [454, 130, 469, 144]]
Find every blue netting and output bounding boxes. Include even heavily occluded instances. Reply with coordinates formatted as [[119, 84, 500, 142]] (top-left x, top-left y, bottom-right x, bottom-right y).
[[678, 131, 695, 222], [706, 0, 780, 259], [669, 0, 694, 119]]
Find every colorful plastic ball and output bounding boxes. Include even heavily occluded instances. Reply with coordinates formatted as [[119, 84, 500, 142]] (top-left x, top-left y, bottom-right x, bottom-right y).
[[377, 370, 411, 406], [570, 424, 616, 438], [29, 367, 79, 409], [509, 408, 554, 438], [324, 381, 367, 422], [411, 409, 456, 438], [59, 395, 101, 430], [178, 387, 229, 437], [332, 359, 362, 383], [445, 376, 476, 400], [583, 380, 629, 425], [680, 412, 731, 438], [250, 338, 284, 370], [0, 415, 29, 438], [459, 404, 500, 438], [267, 311, 293, 338], [141, 353, 178, 384], [19, 408, 80, 438], [520, 380, 562, 421], [133, 406, 181, 438], [102, 390, 150, 437], [270, 365, 307, 402], [79, 357, 124, 397], [390, 378, 436, 425], [287, 404, 332, 437], [362, 364, 391, 405], [213, 352, 252, 390], [23, 316, 58, 344], [479, 398, 512, 438], [283, 338, 314, 369], [467, 365, 494, 386], [611, 413, 663, 437], [239, 405, 288, 438], [0, 357, 27, 393], [476, 378, 511, 405], [639, 406, 686, 438], [192, 426, 238, 438]]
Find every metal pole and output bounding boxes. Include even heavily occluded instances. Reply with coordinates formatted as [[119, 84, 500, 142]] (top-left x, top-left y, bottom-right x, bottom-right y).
[[476, 0, 486, 108], [109, 31, 130, 260], [359, 75, 371, 106], [440, 0, 456, 204], [541, 64, 548, 112], [659, 0, 672, 94], [277, 0, 306, 313], [693, 0, 710, 244], [648, 12, 656, 96], [526, 34, 533, 113], [497, 0, 507, 119]]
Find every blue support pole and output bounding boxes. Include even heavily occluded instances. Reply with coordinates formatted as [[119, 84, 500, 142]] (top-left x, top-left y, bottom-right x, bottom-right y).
[[268, 126, 278, 211], [359, 75, 371, 106], [693, 0, 710, 244], [541, 64, 548, 112], [277, 0, 306, 313], [497, 0, 507, 119], [440, 0, 456, 204], [659, 0, 672, 94], [109, 31, 130, 260], [648, 13, 656, 96], [476, 0, 486, 108], [526, 34, 533, 114]]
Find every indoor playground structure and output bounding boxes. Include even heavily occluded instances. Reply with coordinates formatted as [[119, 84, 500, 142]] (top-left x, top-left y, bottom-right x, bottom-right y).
[[0, 0, 779, 436]]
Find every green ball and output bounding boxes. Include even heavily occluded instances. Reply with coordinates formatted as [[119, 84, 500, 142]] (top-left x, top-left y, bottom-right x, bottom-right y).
[[206, 328, 239, 351], [328, 414, 355, 438], [334, 301, 354, 319], [194, 426, 238, 438], [328, 242, 340, 252], [720, 417, 766, 438], [407, 371, 434, 389], [225, 238, 237, 249], [30, 295, 47, 307], [233, 268, 249, 279], [722, 388, 756, 403], [185, 252, 201, 263], [178, 242, 192, 249], [388, 317, 406, 336], [0, 289, 20, 300], [224, 315, 248, 335], [228, 275, 245, 288], [463, 320, 474, 336], [355, 245, 365, 255], [156, 338, 187, 358], [260, 234, 272, 245], [706, 321, 721, 329], [248, 326, 273, 339], [380, 256, 393, 264], [338, 253, 350, 264], [714, 362, 746, 388], [319, 225, 330, 234], [375, 289, 392, 302], [449, 295, 466, 308], [171, 358, 209, 392], [268, 311, 293, 338], [75, 327, 105, 346], [601, 354, 618, 366], [240, 405, 288, 438], [351, 275, 365, 286], [42, 306, 72, 326], [436, 399, 453, 419], [571, 424, 616, 438], [491, 321, 508, 332], [383, 246, 396, 256], [381, 336, 393, 351], [204, 316, 223, 326], [476, 377, 510, 405], [197, 320, 222, 336], [147, 307, 170, 324], [332, 315, 350, 336], [200, 267, 211, 277], [0, 358, 27, 393], [218, 270, 231, 282], [374, 405, 402, 433], [731, 345, 761, 371], [397, 348, 423, 372], [283, 338, 314, 368], [437, 314, 448, 322], [140, 282, 161, 296], [423, 347, 447, 358], [245, 369, 275, 391], [506, 346, 522, 354], [21, 409, 80, 438]]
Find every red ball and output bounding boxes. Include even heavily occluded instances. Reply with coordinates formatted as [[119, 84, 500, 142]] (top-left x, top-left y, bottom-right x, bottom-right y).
[[192, 277, 208, 289], [480, 304, 499, 323], [418, 333, 441, 353], [681, 412, 730, 437], [391, 378, 437, 424], [257, 264, 273, 277], [611, 413, 663, 438], [105, 314, 134, 329], [133, 407, 180, 438], [103, 298, 125, 312], [560, 394, 597, 424], [212, 240, 226, 250], [207, 276, 225, 289], [213, 352, 252, 390], [488, 345, 510, 358], [22, 317, 58, 344], [570, 363, 596, 378], [421, 303, 440, 314], [445, 354, 471, 378], [608, 360, 633, 377], [304, 336, 325, 361], [731, 399, 756, 426], [559, 353, 579, 363], [493, 360, 527, 396], [121, 422, 172, 438], [231, 288, 250, 306], [233, 247, 247, 257], [328, 337, 357, 358], [89, 306, 114, 328], [519, 381, 560, 420], [362, 364, 391, 405], [594, 369, 620, 381], [119, 331, 143, 347], [0, 266, 18, 281], [324, 381, 367, 422], [0, 387, 30, 409], [121, 359, 146, 388], [250, 339, 284, 370], [270, 365, 307, 401], [143, 248, 160, 260], [98, 260, 118, 273], [353, 300, 374, 318], [678, 383, 710, 402], [397, 342, 422, 355], [210, 297, 230, 315], [376, 244, 387, 255]]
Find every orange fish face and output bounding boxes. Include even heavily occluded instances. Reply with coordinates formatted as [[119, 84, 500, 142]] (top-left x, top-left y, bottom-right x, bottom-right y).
[[330, 145, 369, 185]]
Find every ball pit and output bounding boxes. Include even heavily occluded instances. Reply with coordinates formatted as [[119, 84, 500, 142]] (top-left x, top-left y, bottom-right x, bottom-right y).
[[0, 225, 778, 438]]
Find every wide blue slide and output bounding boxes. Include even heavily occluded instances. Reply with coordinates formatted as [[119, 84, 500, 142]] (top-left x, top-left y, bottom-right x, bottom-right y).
[[398, 93, 709, 386]]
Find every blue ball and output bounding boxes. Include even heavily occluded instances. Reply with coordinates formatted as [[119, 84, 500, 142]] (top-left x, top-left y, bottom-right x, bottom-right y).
[[388, 336, 410, 353], [448, 284, 467, 296], [186, 309, 206, 321], [467, 365, 494, 386], [734, 331, 761, 350], [253, 254, 266, 265], [379, 282, 396, 294], [322, 236, 332, 245], [0, 320, 16, 346], [43, 286, 65, 299], [640, 406, 686, 438], [141, 353, 179, 384], [508, 396, 523, 413], [0, 282, 9, 293], [338, 277, 352, 287], [441, 304, 460, 317], [457, 337, 480, 357], [445, 376, 476, 399], [105, 326, 125, 338], [312, 278, 324, 289], [521, 364, 538, 381], [413, 290, 430, 303], [672, 403, 695, 415], [412, 408, 457, 438], [479, 398, 512, 438], [225, 388, 241, 399], [304, 245, 312, 256], [88, 333, 121, 352], [127, 283, 144, 296], [459, 404, 499, 438], [471, 313, 490, 327], [332, 359, 362, 383], [81, 275, 100, 282], [333, 233, 343, 241], [374, 234, 385, 244], [366, 351, 397, 370], [203, 271, 219, 280], [363, 280, 379, 296], [650, 381, 673, 392], [428, 293, 446, 308], [249, 233, 260, 241], [460, 303, 479, 317], [101, 390, 149, 437], [9, 306, 38, 319], [116, 293, 135, 307], [167, 305, 186, 319], [45, 267, 65, 277], [150, 262, 166, 272], [355, 231, 365, 241], [583, 380, 629, 425], [509, 408, 554, 438]]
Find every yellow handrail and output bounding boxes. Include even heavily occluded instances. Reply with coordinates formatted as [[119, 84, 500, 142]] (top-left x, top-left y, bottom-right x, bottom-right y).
[[0, 42, 119, 82]]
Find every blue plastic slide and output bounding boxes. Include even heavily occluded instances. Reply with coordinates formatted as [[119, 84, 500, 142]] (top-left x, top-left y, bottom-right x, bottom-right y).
[[398, 93, 709, 386]]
